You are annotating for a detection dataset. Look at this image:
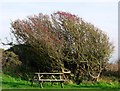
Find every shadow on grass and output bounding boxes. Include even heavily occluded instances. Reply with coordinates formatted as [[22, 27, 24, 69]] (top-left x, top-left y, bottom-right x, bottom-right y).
[[71, 84, 118, 89], [2, 81, 38, 88], [2, 81, 119, 89], [2, 81, 61, 88]]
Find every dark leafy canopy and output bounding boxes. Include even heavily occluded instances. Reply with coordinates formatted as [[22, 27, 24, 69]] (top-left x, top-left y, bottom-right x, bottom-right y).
[[11, 11, 114, 81]]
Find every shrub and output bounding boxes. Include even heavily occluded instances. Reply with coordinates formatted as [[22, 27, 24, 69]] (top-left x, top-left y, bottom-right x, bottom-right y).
[[2, 50, 21, 74]]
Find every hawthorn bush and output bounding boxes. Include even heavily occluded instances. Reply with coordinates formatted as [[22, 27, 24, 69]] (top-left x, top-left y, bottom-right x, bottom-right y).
[[10, 11, 114, 82]]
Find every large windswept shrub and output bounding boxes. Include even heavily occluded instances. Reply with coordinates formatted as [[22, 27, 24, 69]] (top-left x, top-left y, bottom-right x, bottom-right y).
[[10, 11, 114, 82]]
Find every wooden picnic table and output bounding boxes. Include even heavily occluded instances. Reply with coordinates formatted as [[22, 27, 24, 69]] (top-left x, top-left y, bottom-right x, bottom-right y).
[[31, 72, 70, 88]]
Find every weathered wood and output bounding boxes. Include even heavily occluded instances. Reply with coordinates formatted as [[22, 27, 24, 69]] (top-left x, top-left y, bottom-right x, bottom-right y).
[[60, 82, 64, 88], [32, 72, 67, 88], [35, 73, 63, 75], [39, 81, 43, 88], [39, 79, 65, 82]]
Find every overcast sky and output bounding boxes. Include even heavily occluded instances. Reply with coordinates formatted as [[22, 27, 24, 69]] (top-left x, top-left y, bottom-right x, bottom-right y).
[[0, 0, 118, 62]]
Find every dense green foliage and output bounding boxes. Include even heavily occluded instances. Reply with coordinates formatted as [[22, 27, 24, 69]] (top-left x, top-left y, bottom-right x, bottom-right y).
[[2, 51, 21, 74]]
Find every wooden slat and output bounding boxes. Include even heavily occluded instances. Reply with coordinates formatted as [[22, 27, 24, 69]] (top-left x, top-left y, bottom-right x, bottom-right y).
[[39, 79, 65, 82], [35, 73, 63, 75]]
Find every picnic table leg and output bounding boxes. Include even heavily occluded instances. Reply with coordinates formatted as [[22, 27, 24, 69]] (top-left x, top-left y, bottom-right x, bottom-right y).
[[39, 81, 43, 88], [51, 82, 53, 86], [31, 79, 34, 86], [60, 82, 64, 88]]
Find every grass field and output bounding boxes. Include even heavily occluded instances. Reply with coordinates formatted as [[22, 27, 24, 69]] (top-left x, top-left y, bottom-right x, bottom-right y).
[[1, 73, 119, 89]]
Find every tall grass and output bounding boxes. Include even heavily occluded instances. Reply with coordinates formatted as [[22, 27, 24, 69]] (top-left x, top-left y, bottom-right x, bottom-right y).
[[2, 73, 119, 89]]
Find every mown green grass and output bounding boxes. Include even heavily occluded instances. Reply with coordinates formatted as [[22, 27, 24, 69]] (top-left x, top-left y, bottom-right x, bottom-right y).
[[1, 73, 120, 89]]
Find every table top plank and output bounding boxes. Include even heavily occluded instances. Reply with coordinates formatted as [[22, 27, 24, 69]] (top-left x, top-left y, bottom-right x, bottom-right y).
[[35, 73, 64, 75]]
